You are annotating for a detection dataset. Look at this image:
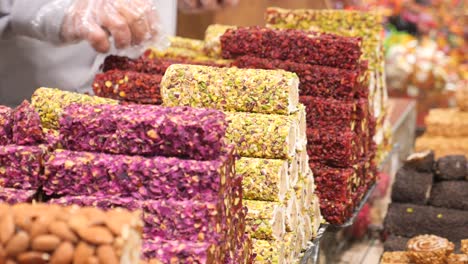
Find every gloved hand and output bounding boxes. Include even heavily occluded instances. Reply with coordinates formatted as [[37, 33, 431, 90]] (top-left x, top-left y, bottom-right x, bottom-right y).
[[61, 0, 160, 53], [178, 0, 239, 13]]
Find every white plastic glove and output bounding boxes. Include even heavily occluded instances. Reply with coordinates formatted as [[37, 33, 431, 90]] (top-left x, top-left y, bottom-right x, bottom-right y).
[[61, 0, 160, 53], [178, 0, 239, 13]]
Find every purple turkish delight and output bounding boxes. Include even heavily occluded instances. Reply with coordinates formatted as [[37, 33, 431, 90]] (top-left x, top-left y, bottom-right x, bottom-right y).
[[0, 106, 12, 145], [0, 188, 36, 204], [49, 195, 143, 211], [43, 149, 235, 201], [0, 145, 46, 189], [143, 238, 219, 263], [12, 101, 44, 145], [59, 104, 227, 161]]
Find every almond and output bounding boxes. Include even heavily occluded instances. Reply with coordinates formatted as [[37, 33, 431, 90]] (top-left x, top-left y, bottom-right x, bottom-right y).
[[30, 217, 52, 239], [32, 235, 61, 251], [78, 227, 114, 245], [97, 245, 119, 264], [5, 231, 29, 257], [48, 221, 78, 242], [50, 242, 74, 264], [17, 252, 50, 264], [80, 208, 106, 226], [73, 242, 95, 264], [86, 257, 99, 264], [69, 216, 89, 233], [0, 214, 15, 244]]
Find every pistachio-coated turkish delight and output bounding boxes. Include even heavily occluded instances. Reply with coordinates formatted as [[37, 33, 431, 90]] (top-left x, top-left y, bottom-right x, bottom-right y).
[[12, 100, 44, 145], [0, 188, 36, 204], [43, 149, 234, 201], [238, 157, 289, 202], [31, 87, 118, 129], [252, 233, 298, 264], [244, 200, 286, 240], [221, 27, 362, 70], [170, 36, 205, 52], [204, 24, 236, 57], [0, 106, 12, 145], [161, 64, 299, 115], [93, 70, 163, 104], [226, 112, 297, 159], [59, 103, 227, 161], [0, 145, 46, 190]]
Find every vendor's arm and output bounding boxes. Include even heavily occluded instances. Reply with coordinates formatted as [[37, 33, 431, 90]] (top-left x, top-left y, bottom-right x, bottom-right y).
[[0, 0, 161, 53]]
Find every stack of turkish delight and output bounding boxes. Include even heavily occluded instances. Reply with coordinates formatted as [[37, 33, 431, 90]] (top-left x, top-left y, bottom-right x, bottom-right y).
[[0, 100, 48, 203], [416, 107, 468, 158], [265, 8, 391, 164], [161, 64, 322, 263], [383, 151, 468, 252], [218, 25, 377, 225]]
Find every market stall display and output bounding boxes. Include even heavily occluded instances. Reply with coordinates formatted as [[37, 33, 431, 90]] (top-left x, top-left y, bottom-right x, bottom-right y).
[[383, 152, 468, 251], [0, 203, 142, 264]]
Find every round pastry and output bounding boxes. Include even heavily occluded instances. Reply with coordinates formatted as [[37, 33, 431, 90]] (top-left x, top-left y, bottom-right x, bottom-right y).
[[447, 254, 468, 264], [406, 234, 455, 264]]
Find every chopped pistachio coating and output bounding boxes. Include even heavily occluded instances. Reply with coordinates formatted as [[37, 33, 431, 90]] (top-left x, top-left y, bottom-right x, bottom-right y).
[[161, 64, 299, 115], [252, 233, 297, 264], [238, 157, 289, 202], [204, 24, 236, 57], [245, 200, 286, 240], [31, 87, 118, 129], [285, 189, 300, 233], [169, 36, 205, 52], [225, 112, 297, 159]]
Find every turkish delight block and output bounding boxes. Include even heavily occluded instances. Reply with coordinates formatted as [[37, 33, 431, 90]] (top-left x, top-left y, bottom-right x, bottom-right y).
[[31, 87, 118, 129], [234, 56, 367, 99], [220, 26, 362, 70], [43, 128, 61, 149], [238, 157, 290, 202], [244, 200, 286, 240], [425, 109, 468, 137], [226, 112, 297, 159], [59, 103, 227, 161], [0, 188, 36, 204], [407, 235, 455, 264], [11, 100, 44, 145], [0, 106, 12, 145], [415, 136, 468, 158], [0, 145, 46, 189], [391, 167, 433, 205], [93, 70, 163, 104], [384, 235, 410, 252], [143, 238, 219, 263], [380, 252, 411, 264], [307, 127, 365, 167], [429, 181, 468, 211], [301, 96, 370, 133], [49, 195, 143, 211], [435, 155, 467, 181], [101, 55, 171, 74], [318, 199, 354, 225], [384, 203, 468, 243], [403, 150, 435, 173], [252, 233, 299, 264], [170, 36, 205, 52], [0, 203, 142, 264], [142, 200, 228, 248], [44, 149, 235, 201], [161, 64, 299, 115], [204, 24, 236, 57], [143, 48, 232, 67]]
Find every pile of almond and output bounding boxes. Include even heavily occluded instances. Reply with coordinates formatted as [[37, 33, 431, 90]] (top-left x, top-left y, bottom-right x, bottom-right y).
[[0, 203, 142, 264]]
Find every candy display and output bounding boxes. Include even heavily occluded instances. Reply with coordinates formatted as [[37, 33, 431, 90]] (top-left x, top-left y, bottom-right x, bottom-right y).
[[435, 155, 467, 181], [11, 100, 44, 145], [93, 70, 163, 104], [380, 251, 411, 264], [0, 145, 46, 190], [204, 24, 236, 58], [425, 109, 468, 137], [161, 64, 299, 115], [221, 27, 362, 70], [0, 203, 142, 264], [59, 103, 227, 161], [244, 200, 286, 240], [234, 56, 367, 100], [0, 188, 36, 204], [390, 167, 433, 205], [225, 112, 297, 159], [252, 234, 297, 264], [43, 149, 234, 200], [407, 235, 455, 264], [0, 106, 12, 145], [31, 87, 118, 129], [429, 182, 468, 211]]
